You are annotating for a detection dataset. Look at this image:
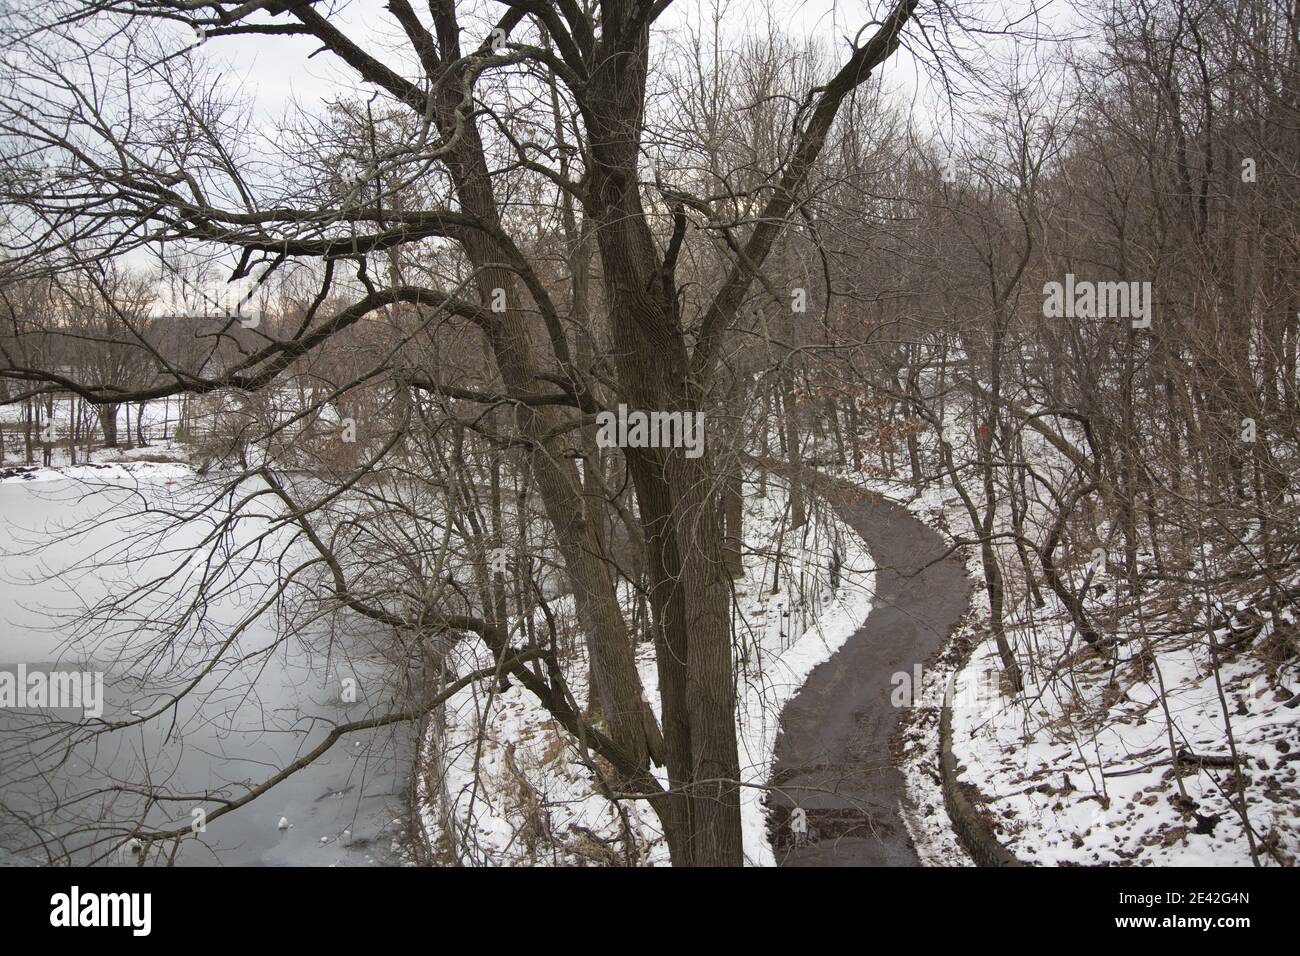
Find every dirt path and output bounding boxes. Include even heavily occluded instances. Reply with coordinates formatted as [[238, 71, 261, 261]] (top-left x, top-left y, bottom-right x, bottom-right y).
[[766, 475, 971, 865]]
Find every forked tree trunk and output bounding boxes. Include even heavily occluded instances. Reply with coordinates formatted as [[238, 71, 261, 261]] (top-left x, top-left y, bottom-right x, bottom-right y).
[[578, 23, 744, 866], [443, 112, 665, 781]]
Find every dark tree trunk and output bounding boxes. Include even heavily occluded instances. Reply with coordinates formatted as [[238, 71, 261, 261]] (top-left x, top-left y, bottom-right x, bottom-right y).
[[99, 404, 120, 448], [723, 462, 744, 579]]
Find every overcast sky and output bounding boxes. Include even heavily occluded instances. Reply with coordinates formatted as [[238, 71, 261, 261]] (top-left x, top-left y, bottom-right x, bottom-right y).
[[179, 0, 1010, 129]]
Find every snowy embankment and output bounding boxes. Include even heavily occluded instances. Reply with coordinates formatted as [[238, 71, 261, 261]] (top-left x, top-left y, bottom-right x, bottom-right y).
[[1, 392, 192, 485], [938, 500, 1298, 863], [951, 599, 1299, 865], [839, 418, 1299, 867], [417, 473, 875, 866], [0, 460, 191, 486]]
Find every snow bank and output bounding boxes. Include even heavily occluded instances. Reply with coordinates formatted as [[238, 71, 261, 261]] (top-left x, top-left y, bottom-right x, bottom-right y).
[[836, 417, 1300, 868], [417, 473, 875, 866]]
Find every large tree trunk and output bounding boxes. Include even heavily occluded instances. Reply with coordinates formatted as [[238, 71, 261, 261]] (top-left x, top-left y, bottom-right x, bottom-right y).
[[582, 25, 743, 866], [628, 462, 698, 864], [98, 403, 120, 448], [440, 91, 665, 783]]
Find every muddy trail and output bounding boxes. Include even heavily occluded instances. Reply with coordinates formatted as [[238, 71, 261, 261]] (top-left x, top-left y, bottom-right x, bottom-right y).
[[761, 466, 971, 865]]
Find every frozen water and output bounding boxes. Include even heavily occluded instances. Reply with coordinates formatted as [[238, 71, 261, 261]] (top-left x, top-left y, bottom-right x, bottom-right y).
[[0, 471, 414, 866]]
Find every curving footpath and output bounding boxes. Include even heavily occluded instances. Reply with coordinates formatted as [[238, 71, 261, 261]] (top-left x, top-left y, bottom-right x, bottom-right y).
[[764, 468, 972, 865]]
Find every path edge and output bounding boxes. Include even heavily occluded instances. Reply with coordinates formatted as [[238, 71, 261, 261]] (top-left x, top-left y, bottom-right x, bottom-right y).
[[939, 642, 1025, 867]]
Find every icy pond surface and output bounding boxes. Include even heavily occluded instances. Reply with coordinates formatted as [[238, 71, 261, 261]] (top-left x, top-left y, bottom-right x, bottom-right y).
[[0, 469, 415, 866]]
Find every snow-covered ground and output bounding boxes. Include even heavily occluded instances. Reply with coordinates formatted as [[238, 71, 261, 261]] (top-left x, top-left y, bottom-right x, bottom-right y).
[[14, 383, 1293, 869], [835, 413, 1300, 868], [950, 601, 1299, 865], [0, 393, 187, 463], [1, 459, 191, 486], [417, 473, 876, 866], [0, 387, 335, 474]]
